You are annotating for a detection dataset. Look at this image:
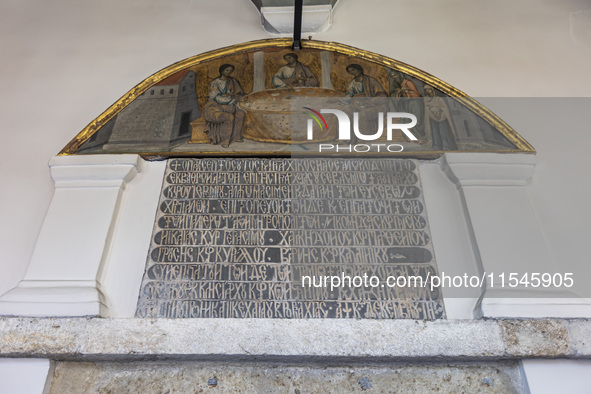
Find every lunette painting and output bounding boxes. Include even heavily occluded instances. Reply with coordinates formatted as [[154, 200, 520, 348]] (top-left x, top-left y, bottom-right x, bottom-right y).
[[66, 40, 533, 157]]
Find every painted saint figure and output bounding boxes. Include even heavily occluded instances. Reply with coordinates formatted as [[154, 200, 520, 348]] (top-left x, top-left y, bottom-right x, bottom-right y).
[[389, 70, 425, 141], [203, 64, 246, 148], [424, 85, 458, 150], [342, 64, 389, 144], [272, 53, 318, 89], [344, 64, 387, 99]]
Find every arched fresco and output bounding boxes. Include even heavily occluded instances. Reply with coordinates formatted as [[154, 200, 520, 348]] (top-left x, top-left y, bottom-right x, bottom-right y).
[[61, 39, 534, 158]]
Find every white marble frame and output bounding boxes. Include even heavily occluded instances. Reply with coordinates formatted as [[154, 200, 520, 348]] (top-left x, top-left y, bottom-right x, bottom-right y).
[[0, 153, 589, 318]]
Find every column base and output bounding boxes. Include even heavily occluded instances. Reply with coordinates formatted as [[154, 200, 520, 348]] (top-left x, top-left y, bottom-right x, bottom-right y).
[[0, 280, 104, 316]]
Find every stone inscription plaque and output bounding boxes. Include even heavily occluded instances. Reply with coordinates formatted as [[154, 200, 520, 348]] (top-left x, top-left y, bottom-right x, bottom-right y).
[[136, 158, 445, 319]]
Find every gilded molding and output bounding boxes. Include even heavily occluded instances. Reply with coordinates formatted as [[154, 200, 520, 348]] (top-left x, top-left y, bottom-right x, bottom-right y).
[[59, 38, 535, 156]]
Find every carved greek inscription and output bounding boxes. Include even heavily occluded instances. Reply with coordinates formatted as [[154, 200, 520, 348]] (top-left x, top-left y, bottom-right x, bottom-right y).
[[136, 158, 445, 319]]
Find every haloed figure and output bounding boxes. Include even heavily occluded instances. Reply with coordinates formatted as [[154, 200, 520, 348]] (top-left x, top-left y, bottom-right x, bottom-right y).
[[272, 53, 318, 89], [424, 85, 458, 151], [343, 64, 388, 144], [203, 64, 246, 148]]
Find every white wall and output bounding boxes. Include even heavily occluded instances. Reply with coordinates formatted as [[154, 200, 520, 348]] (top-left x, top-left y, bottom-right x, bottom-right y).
[[522, 360, 591, 394], [479, 98, 591, 299], [1, 0, 590, 299]]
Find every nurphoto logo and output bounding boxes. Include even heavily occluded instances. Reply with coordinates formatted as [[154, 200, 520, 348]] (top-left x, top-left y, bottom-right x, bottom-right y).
[[304, 107, 418, 153]]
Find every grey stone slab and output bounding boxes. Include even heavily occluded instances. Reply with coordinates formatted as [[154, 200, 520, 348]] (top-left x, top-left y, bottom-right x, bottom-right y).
[[0, 317, 87, 356], [499, 319, 570, 357], [566, 320, 591, 357], [2, 318, 590, 361], [47, 361, 526, 394], [0, 317, 515, 360], [76, 319, 505, 359]]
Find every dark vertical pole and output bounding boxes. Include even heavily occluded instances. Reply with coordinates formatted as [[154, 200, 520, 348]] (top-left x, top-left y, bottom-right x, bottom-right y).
[[293, 0, 303, 51]]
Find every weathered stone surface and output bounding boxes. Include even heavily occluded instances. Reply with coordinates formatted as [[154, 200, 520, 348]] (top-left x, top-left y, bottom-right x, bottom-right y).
[[566, 320, 591, 356], [47, 361, 526, 393], [1, 318, 504, 359], [0, 318, 88, 355], [500, 319, 570, 357], [3, 318, 591, 360]]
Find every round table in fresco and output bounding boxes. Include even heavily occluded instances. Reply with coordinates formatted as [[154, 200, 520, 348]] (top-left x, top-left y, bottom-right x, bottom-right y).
[[239, 87, 345, 143]]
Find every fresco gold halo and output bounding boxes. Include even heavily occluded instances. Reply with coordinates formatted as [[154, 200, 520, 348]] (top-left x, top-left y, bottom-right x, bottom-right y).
[[59, 38, 535, 157]]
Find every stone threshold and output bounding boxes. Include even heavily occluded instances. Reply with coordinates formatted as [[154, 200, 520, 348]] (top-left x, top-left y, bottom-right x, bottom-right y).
[[1, 318, 590, 361]]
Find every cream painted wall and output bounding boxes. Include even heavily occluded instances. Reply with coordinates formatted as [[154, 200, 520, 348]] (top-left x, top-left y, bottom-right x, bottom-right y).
[[0, 0, 590, 298]]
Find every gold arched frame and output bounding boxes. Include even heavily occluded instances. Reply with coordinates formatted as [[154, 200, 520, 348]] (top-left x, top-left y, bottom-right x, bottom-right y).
[[59, 38, 535, 157]]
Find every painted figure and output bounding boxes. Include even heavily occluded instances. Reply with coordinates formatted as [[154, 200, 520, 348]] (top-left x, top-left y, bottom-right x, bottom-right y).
[[389, 70, 425, 141], [342, 64, 388, 144], [344, 64, 387, 99], [424, 85, 458, 150], [272, 53, 318, 88], [203, 64, 246, 148]]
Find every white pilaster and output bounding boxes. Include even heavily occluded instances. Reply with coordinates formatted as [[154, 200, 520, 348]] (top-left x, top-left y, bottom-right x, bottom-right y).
[[0, 155, 143, 316], [0, 359, 52, 394], [442, 153, 591, 318], [418, 160, 483, 319]]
